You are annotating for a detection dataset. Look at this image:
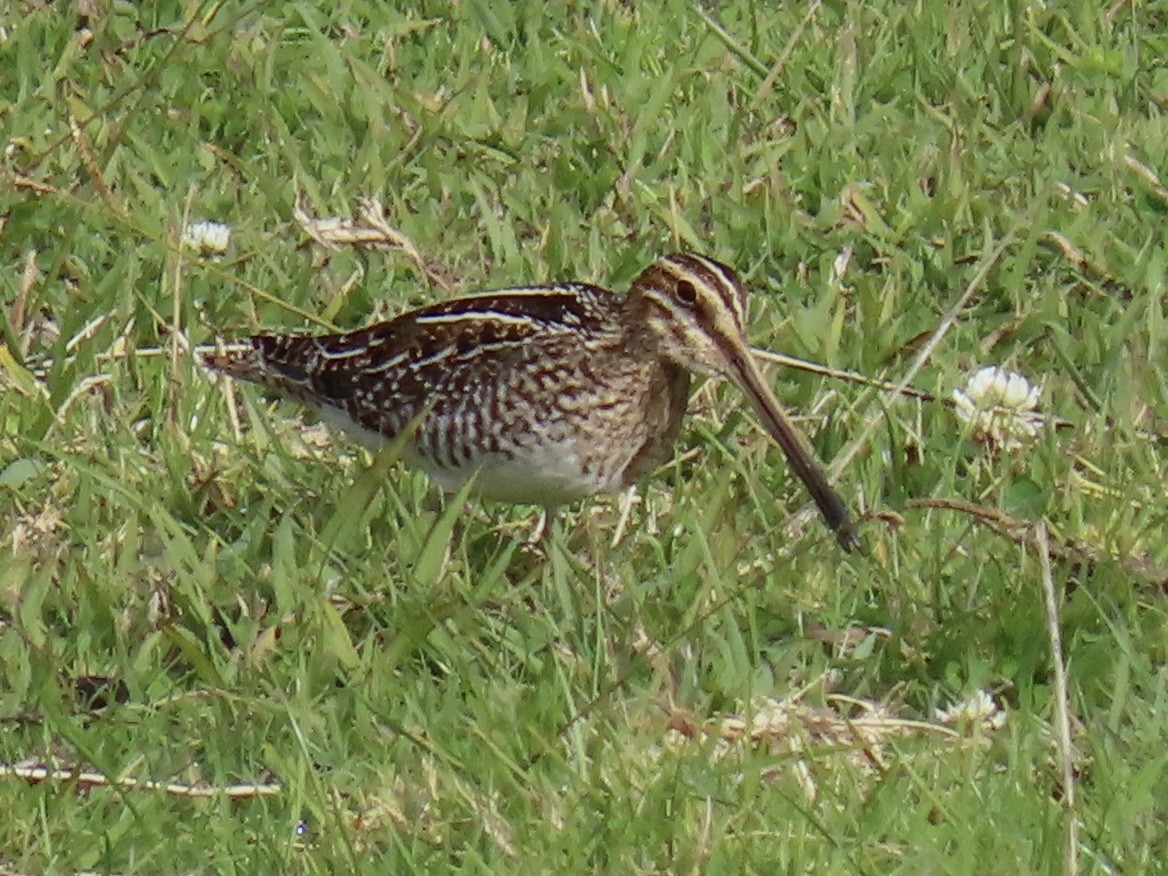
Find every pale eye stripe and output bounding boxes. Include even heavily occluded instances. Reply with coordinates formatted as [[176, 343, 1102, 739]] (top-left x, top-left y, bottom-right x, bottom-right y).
[[658, 257, 728, 304], [661, 255, 746, 324], [656, 258, 702, 286], [689, 255, 743, 301]]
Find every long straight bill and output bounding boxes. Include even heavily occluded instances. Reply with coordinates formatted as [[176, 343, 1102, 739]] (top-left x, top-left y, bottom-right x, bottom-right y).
[[726, 346, 858, 551]]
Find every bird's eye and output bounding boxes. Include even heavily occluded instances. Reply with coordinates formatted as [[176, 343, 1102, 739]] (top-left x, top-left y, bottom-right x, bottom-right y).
[[674, 280, 698, 305]]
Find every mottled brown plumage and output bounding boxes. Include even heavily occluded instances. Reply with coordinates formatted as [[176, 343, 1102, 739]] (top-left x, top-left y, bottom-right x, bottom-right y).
[[202, 253, 857, 549]]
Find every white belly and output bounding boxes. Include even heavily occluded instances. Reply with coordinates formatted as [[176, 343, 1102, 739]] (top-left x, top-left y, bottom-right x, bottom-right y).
[[419, 442, 620, 505], [315, 404, 625, 505]]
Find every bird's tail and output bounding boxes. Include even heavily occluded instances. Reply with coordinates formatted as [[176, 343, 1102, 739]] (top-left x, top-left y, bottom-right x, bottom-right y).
[[197, 341, 266, 382], [198, 339, 324, 407]]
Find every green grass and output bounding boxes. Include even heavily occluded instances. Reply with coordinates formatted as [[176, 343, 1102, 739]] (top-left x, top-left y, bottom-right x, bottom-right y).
[[2, 0, 1167, 872]]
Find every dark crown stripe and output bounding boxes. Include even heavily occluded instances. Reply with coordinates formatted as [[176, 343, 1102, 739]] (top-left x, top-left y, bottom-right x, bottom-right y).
[[687, 254, 745, 311]]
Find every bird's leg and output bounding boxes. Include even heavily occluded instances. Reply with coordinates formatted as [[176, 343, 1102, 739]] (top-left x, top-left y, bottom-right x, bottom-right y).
[[526, 505, 558, 547], [610, 486, 639, 548]]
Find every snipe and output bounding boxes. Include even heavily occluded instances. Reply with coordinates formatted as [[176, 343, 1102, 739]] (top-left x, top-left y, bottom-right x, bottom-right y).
[[202, 253, 857, 549]]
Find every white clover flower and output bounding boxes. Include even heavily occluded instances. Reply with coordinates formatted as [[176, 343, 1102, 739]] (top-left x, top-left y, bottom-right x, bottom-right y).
[[181, 220, 231, 256], [952, 365, 1044, 450], [934, 690, 1007, 731]]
